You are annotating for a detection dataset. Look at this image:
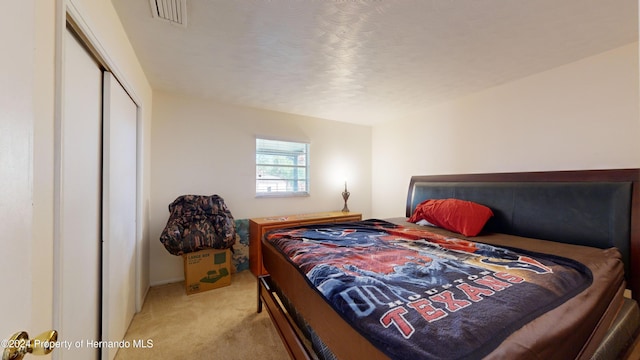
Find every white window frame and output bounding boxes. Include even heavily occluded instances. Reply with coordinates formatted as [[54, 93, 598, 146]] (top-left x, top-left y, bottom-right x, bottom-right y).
[[256, 137, 310, 197]]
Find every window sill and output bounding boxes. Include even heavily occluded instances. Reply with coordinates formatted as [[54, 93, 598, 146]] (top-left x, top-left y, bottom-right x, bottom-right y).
[[255, 192, 310, 198]]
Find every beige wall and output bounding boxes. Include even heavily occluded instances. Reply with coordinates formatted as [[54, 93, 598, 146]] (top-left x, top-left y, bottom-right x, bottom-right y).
[[149, 43, 640, 285], [150, 91, 372, 285], [371, 42, 640, 219]]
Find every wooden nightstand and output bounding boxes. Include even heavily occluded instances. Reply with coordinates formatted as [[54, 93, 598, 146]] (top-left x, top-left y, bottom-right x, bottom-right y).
[[249, 211, 362, 276]]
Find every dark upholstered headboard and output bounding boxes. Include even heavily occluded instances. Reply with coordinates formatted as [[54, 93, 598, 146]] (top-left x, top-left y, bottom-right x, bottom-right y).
[[405, 169, 640, 299]]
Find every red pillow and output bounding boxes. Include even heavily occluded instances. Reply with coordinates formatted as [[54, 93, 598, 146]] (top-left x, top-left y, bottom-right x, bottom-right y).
[[408, 198, 493, 237]]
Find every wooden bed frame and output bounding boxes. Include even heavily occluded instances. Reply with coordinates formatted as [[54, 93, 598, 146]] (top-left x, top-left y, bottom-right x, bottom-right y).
[[258, 168, 640, 359]]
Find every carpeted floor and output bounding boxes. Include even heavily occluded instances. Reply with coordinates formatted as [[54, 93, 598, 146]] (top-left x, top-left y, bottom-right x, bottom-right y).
[[114, 271, 289, 359], [112, 269, 640, 360]]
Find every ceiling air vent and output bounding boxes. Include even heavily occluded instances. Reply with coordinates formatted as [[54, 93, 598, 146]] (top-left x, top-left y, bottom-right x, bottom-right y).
[[149, 0, 187, 27]]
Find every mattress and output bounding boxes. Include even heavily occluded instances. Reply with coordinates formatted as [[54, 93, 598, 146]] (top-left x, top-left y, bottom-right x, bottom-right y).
[[261, 218, 626, 360]]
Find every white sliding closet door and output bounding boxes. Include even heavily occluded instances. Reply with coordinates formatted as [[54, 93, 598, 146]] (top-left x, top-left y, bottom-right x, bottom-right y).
[[102, 72, 137, 360], [59, 28, 102, 360]]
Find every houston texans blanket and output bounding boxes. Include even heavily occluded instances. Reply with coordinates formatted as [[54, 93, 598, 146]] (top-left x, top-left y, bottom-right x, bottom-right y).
[[265, 219, 593, 360]]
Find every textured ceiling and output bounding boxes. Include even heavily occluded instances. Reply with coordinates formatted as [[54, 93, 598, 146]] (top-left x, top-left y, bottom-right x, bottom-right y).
[[112, 0, 638, 125]]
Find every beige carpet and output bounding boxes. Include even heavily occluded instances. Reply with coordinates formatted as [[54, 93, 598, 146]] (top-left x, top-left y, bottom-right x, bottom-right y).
[[114, 271, 289, 359], [111, 269, 640, 360]]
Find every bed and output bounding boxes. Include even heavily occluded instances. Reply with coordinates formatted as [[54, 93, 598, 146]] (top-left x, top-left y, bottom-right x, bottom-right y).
[[257, 169, 640, 359]]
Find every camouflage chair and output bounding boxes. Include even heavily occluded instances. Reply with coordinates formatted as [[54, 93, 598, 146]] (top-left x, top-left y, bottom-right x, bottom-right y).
[[160, 194, 236, 255]]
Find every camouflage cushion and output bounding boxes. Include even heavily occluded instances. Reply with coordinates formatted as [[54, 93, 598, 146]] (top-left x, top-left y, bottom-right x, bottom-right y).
[[160, 194, 236, 255]]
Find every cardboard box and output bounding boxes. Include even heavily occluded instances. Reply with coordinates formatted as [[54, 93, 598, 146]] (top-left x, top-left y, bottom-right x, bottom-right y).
[[183, 248, 231, 295]]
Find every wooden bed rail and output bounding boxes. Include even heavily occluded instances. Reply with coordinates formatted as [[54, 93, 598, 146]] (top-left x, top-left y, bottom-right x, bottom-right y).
[[258, 275, 313, 360]]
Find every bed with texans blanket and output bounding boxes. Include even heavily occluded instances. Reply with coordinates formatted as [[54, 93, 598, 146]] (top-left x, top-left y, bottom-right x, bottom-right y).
[[257, 169, 640, 360]]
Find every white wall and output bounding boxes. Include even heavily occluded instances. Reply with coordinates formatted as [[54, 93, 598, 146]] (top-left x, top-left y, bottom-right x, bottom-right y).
[[150, 91, 372, 285], [371, 42, 640, 218], [0, 0, 152, 344]]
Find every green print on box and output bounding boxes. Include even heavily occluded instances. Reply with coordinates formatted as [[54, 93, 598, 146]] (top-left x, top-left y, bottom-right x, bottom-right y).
[[200, 252, 229, 284], [183, 248, 231, 294]]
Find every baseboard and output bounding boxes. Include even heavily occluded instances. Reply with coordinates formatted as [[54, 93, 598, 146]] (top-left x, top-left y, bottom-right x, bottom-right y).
[[149, 277, 184, 287]]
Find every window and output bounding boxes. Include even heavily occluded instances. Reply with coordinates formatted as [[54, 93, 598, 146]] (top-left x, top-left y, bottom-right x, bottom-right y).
[[256, 138, 309, 196]]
